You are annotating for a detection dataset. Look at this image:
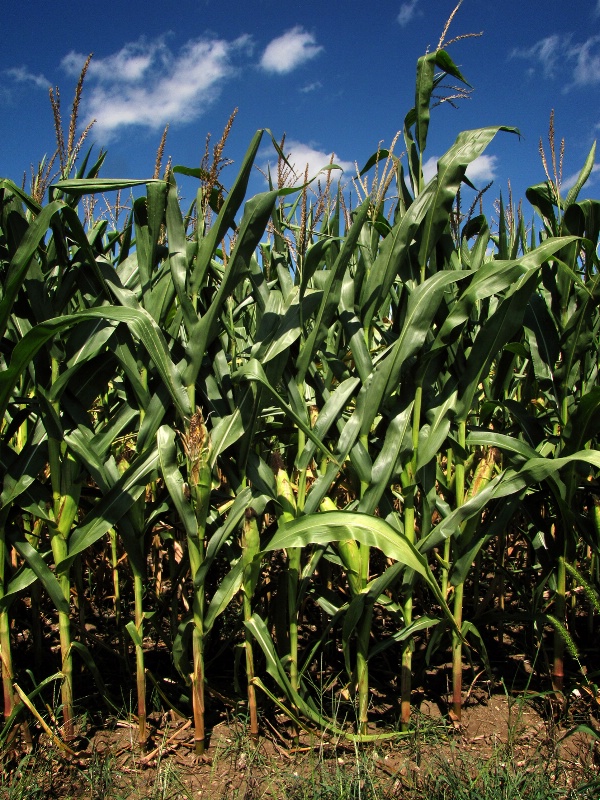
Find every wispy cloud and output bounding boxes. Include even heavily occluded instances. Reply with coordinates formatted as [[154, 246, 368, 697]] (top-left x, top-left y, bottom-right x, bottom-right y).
[[5, 66, 50, 89], [397, 0, 420, 27], [260, 27, 323, 74], [300, 81, 322, 93], [571, 35, 600, 86], [511, 33, 600, 87], [62, 39, 166, 83], [62, 35, 252, 140], [262, 139, 353, 182], [422, 154, 498, 184], [510, 34, 564, 79]]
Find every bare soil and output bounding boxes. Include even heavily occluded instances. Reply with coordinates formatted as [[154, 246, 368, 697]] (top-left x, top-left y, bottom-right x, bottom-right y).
[[2, 685, 598, 799]]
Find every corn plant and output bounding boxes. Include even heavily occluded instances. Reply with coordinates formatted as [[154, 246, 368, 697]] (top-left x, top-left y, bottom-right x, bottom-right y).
[[1, 29, 599, 753]]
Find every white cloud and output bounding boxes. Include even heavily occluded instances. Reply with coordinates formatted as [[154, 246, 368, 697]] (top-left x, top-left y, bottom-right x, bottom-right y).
[[466, 154, 498, 183], [260, 27, 323, 74], [263, 140, 353, 182], [510, 34, 564, 78], [422, 154, 498, 185], [63, 35, 251, 140], [397, 0, 420, 27], [300, 81, 322, 93], [571, 35, 600, 87], [422, 156, 438, 184], [62, 40, 166, 83], [511, 33, 600, 87], [5, 66, 50, 89]]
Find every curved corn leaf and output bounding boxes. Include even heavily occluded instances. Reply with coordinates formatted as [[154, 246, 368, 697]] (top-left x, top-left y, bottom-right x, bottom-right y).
[[420, 449, 600, 553], [157, 425, 198, 540], [57, 443, 159, 572], [0, 306, 190, 422], [6, 533, 68, 614], [418, 127, 519, 267]]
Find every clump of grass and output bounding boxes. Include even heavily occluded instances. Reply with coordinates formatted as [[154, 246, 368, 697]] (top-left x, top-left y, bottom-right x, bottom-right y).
[[420, 747, 598, 800]]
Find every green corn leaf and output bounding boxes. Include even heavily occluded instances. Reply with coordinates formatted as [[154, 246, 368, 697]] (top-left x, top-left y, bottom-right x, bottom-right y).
[[338, 271, 374, 382], [209, 403, 249, 464], [420, 449, 600, 554], [251, 286, 323, 364], [341, 562, 404, 674], [6, 533, 69, 614], [359, 399, 414, 514], [57, 443, 159, 572], [295, 197, 371, 383], [165, 176, 198, 333], [523, 292, 560, 390], [203, 559, 244, 635], [125, 620, 143, 648], [433, 237, 580, 352], [1, 422, 48, 509], [565, 141, 597, 209], [449, 498, 519, 586], [415, 383, 457, 470], [235, 359, 339, 466], [195, 487, 253, 591], [0, 199, 65, 340], [173, 616, 194, 680], [0, 178, 42, 215], [296, 377, 360, 471], [360, 177, 436, 331], [561, 387, 600, 456], [265, 511, 431, 586], [64, 427, 112, 494], [48, 320, 118, 402], [368, 615, 439, 661], [157, 425, 198, 541], [418, 127, 519, 267], [413, 49, 470, 169], [0, 306, 190, 422], [185, 185, 298, 386], [53, 177, 165, 195], [190, 129, 265, 296], [454, 270, 540, 423], [363, 269, 470, 435]]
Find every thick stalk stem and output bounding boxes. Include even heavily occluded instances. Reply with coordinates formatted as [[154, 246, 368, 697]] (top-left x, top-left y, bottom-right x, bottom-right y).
[[356, 536, 371, 736], [441, 449, 454, 600], [191, 624, 205, 754], [50, 520, 75, 740], [242, 510, 260, 741], [400, 388, 422, 730], [243, 593, 259, 742], [450, 420, 466, 722], [48, 358, 80, 739], [451, 582, 465, 718], [109, 528, 122, 643], [400, 497, 415, 730], [0, 511, 15, 722], [356, 606, 374, 735], [132, 569, 147, 746], [553, 552, 566, 692], [184, 409, 211, 755]]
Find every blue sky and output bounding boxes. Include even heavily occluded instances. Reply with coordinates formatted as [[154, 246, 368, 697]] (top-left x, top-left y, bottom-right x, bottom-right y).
[[2, 0, 599, 217]]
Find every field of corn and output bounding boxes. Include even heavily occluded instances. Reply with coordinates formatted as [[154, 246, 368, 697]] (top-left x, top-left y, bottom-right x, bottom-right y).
[[1, 30, 600, 793]]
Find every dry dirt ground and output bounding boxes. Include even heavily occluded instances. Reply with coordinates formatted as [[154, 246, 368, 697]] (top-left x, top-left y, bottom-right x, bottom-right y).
[[2, 688, 599, 799]]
